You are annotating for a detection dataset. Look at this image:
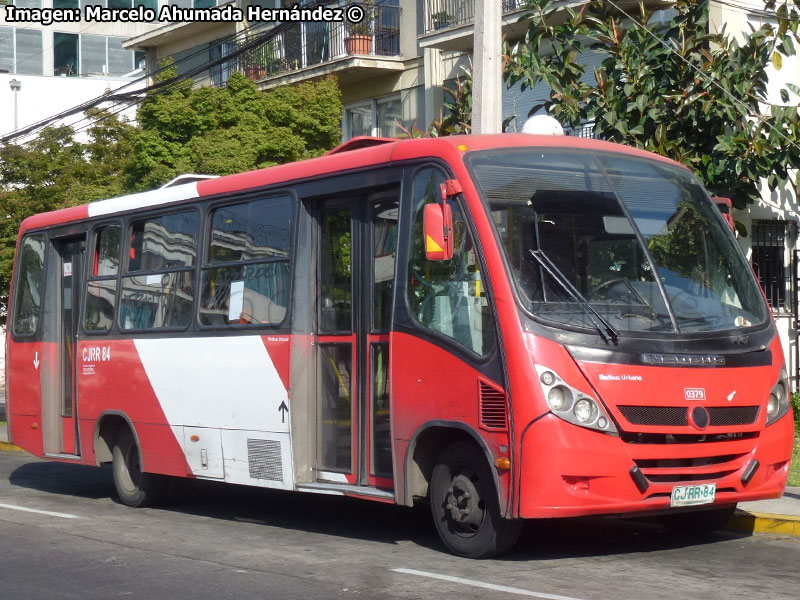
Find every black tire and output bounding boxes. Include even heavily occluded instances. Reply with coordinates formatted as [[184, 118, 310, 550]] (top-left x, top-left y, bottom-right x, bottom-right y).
[[430, 441, 522, 558], [112, 430, 167, 507], [660, 504, 737, 534]]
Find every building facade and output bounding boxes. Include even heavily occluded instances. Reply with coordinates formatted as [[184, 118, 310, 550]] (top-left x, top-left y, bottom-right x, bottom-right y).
[[1, 0, 164, 138]]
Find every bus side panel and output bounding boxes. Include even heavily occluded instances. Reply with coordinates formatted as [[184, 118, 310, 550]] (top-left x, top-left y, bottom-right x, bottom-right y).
[[391, 332, 512, 508], [6, 337, 48, 457], [7, 339, 43, 417], [77, 338, 192, 477]]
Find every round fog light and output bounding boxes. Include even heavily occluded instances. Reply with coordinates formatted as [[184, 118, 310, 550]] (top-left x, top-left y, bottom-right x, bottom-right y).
[[547, 386, 570, 411], [573, 398, 596, 423], [540, 371, 556, 386], [598, 417, 608, 429]]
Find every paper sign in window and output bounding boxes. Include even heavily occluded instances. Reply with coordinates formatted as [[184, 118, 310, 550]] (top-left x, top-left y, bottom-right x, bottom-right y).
[[228, 280, 245, 321]]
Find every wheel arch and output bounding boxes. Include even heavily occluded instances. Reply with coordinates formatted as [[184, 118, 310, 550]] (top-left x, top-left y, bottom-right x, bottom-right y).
[[402, 420, 506, 515], [93, 411, 142, 467]]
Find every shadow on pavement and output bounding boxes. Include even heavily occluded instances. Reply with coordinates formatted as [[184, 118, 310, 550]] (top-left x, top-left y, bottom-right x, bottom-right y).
[[9, 460, 745, 559]]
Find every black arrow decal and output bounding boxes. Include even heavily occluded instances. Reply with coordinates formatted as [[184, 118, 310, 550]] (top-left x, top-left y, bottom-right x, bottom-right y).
[[278, 400, 289, 424]]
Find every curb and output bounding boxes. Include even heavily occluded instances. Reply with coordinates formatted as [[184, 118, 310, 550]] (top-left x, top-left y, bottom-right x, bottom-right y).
[[0, 440, 24, 453], [727, 509, 800, 537]]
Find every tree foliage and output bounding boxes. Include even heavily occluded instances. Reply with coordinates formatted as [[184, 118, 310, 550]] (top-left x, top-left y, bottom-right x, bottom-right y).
[[128, 69, 342, 190], [504, 0, 800, 211], [0, 73, 343, 320]]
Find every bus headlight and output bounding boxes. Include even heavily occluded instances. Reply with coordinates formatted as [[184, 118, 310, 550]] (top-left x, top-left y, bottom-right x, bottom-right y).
[[547, 386, 571, 411], [573, 398, 597, 423], [766, 367, 791, 426], [534, 365, 617, 434]]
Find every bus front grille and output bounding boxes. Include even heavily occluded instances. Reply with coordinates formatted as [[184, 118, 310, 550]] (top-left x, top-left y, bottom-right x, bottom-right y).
[[618, 405, 760, 427]]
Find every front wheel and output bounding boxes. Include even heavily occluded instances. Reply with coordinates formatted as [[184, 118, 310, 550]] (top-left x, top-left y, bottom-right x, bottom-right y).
[[660, 504, 737, 534], [430, 442, 522, 558], [112, 430, 167, 507]]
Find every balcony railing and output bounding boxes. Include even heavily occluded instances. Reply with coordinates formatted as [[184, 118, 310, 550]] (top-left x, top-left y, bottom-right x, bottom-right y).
[[211, 2, 402, 85], [423, 0, 528, 34]]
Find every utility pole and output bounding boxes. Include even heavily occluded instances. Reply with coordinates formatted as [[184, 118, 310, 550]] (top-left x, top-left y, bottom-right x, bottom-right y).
[[9, 79, 21, 133], [472, 0, 502, 134]]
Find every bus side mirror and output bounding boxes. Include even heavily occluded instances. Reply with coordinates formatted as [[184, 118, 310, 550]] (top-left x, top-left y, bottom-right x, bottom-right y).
[[424, 202, 453, 261], [712, 196, 735, 232]]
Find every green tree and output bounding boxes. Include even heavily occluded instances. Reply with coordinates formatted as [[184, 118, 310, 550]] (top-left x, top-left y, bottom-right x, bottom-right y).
[[127, 69, 342, 190], [0, 112, 137, 320], [504, 0, 800, 218]]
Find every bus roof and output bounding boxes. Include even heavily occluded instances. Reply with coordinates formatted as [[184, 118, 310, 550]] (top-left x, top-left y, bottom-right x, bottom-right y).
[[19, 134, 685, 232]]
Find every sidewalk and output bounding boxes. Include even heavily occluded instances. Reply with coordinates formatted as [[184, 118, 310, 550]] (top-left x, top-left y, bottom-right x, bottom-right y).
[[0, 408, 797, 536]]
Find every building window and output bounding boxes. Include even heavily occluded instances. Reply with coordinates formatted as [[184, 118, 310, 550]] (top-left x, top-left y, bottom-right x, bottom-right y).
[[0, 27, 44, 75], [343, 95, 402, 140], [77, 35, 136, 76], [752, 220, 791, 311], [54, 32, 79, 76]]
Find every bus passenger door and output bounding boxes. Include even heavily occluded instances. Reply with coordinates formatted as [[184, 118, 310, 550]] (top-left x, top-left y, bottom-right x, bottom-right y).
[[52, 237, 86, 456], [315, 189, 399, 490]]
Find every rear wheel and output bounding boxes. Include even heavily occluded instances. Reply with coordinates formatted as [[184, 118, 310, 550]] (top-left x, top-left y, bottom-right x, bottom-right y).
[[430, 442, 522, 558], [660, 504, 737, 534], [112, 430, 167, 507]]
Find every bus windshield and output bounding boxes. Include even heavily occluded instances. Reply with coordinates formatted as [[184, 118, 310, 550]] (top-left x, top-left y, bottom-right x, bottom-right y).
[[467, 148, 768, 334]]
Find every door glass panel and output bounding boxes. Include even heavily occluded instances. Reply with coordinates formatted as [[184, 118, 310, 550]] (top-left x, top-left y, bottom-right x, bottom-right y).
[[373, 200, 398, 331], [319, 344, 352, 472], [13, 235, 45, 336], [319, 207, 352, 333], [62, 254, 74, 417], [371, 343, 391, 476]]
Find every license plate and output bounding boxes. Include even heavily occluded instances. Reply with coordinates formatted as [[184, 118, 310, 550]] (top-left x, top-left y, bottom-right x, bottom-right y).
[[670, 483, 716, 507]]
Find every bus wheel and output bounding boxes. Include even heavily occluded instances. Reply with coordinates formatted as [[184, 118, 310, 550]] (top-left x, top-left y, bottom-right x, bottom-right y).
[[660, 504, 737, 535], [430, 442, 522, 558], [112, 430, 166, 507]]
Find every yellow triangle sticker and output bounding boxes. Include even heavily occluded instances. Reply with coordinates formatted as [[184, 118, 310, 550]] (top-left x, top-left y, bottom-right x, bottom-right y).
[[426, 234, 444, 254]]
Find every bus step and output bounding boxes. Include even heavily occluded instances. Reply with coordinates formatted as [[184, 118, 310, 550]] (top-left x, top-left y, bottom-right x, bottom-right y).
[[297, 482, 394, 501]]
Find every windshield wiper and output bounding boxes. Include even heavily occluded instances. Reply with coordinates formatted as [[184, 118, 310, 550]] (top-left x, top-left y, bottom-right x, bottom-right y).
[[528, 249, 620, 344]]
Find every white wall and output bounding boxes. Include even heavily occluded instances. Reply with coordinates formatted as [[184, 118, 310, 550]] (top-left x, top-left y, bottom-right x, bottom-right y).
[[0, 72, 144, 142]]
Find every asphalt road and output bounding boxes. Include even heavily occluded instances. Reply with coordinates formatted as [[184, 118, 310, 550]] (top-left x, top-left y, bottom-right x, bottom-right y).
[[0, 450, 798, 600]]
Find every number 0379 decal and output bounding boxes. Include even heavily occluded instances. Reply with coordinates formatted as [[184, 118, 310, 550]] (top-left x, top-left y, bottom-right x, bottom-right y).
[[684, 388, 706, 400]]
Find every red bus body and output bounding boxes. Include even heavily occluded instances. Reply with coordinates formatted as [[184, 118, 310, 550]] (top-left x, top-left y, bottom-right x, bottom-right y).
[[5, 134, 793, 556]]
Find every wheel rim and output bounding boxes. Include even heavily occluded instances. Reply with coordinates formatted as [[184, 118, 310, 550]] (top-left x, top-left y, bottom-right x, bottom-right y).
[[442, 468, 486, 537]]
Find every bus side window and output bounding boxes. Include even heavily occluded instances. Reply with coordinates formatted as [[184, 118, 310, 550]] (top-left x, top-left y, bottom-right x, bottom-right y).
[[407, 168, 495, 356], [199, 195, 294, 327], [12, 235, 46, 337], [85, 224, 121, 332], [120, 210, 198, 331]]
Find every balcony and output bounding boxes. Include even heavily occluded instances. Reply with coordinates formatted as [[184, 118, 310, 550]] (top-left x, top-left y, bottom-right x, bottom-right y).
[[213, 2, 404, 89], [421, 0, 531, 50], [423, 0, 528, 33]]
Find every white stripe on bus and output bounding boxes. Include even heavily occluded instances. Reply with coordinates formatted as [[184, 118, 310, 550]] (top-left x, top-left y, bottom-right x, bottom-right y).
[[87, 182, 200, 217], [392, 569, 588, 600]]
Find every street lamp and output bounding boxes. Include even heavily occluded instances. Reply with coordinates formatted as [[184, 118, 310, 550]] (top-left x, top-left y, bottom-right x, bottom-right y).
[[9, 78, 21, 132]]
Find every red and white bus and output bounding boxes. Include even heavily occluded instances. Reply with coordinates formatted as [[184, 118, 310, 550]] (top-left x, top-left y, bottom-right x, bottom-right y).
[[5, 134, 794, 558]]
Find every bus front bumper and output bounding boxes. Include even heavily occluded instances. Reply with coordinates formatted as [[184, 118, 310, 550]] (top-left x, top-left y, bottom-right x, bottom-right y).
[[516, 412, 794, 519]]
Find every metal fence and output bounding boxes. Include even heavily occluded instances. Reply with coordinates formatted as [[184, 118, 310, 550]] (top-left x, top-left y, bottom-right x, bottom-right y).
[[211, 2, 402, 86], [423, 0, 529, 33]]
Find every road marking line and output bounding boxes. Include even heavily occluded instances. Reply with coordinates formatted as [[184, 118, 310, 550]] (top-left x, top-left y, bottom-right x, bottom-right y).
[[392, 568, 587, 600], [0, 503, 81, 519]]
